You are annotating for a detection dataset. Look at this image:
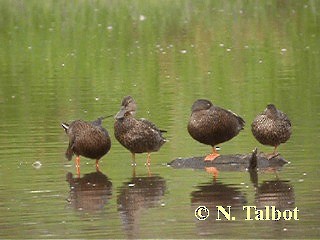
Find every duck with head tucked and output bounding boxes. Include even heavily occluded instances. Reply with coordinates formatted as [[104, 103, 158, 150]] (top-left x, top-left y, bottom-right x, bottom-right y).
[[62, 116, 111, 175], [114, 96, 167, 166], [251, 104, 291, 159], [187, 99, 245, 161]]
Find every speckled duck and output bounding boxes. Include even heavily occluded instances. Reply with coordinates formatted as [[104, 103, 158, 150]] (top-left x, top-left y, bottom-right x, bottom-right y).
[[251, 104, 291, 158], [114, 96, 167, 166], [187, 99, 245, 161], [62, 117, 111, 175]]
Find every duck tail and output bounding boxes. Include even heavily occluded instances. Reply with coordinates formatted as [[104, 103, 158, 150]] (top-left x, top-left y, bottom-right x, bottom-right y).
[[238, 116, 245, 130], [92, 114, 114, 126], [61, 123, 69, 132]]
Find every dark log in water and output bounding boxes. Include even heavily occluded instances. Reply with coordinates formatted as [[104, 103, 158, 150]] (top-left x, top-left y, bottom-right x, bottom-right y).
[[168, 148, 288, 172]]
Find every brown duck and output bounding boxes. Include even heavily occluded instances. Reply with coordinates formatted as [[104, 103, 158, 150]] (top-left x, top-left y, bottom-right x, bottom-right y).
[[114, 96, 167, 166], [251, 104, 291, 158], [62, 117, 111, 175], [188, 99, 245, 161]]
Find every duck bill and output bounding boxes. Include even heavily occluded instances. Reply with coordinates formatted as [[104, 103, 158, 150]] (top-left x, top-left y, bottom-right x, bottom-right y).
[[115, 107, 126, 119]]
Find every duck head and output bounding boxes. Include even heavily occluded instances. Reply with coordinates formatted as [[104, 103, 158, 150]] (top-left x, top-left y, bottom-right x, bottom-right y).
[[264, 104, 278, 117], [191, 99, 213, 112], [115, 96, 137, 119]]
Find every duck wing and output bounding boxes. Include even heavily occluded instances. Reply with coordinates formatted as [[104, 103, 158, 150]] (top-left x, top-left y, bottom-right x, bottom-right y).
[[211, 106, 245, 130], [140, 118, 167, 134]]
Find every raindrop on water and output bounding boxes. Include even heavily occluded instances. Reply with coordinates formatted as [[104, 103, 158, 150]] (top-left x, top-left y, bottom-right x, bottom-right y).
[[32, 161, 42, 169], [139, 15, 146, 21]]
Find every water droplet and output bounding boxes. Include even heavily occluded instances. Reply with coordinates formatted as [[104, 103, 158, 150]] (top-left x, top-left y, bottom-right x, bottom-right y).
[[32, 161, 42, 169], [298, 179, 304, 182], [107, 25, 113, 30], [180, 49, 187, 54], [139, 15, 146, 21], [95, 97, 99, 101], [61, 63, 65, 67], [219, 43, 224, 47], [226, 48, 231, 52], [283, 228, 287, 231]]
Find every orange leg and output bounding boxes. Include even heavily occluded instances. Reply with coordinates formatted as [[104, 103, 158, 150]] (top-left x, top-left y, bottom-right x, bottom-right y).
[[132, 165, 136, 178], [131, 153, 137, 166], [204, 146, 220, 161], [273, 146, 278, 155], [146, 152, 151, 166], [95, 159, 100, 172], [268, 146, 279, 160], [75, 156, 80, 176], [147, 164, 152, 177]]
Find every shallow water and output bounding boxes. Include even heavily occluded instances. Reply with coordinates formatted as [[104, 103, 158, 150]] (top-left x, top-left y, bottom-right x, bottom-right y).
[[0, 1, 319, 238]]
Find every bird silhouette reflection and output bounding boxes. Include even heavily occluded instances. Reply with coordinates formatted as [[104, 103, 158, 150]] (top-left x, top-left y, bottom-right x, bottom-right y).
[[191, 180, 247, 236], [191, 180, 247, 216], [117, 173, 166, 238], [255, 180, 295, 210], [66, 171, 112, 213]]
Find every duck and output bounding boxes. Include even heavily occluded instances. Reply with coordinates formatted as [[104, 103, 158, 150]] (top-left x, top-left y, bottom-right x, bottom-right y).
[[187, 99, 245, 161], [62, 116, 111, 175], [114, 96, 167, 166], [251, 104, 291, 158]]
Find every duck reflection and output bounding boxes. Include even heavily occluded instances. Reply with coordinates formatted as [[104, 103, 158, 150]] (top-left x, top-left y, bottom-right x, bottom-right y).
[[191, 180, 247, 217], [66, 171, 112, 213], [117, 173, 166, 238], [255, 180, 295, 210], [191, 180, 247, 236]]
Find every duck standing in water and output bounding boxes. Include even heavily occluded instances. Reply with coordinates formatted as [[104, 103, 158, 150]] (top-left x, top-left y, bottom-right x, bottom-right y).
[[62, 116, 111, 175], [114, 96, 167, 166], [188, 99, 245, 161], [251, 104, 291, 158]]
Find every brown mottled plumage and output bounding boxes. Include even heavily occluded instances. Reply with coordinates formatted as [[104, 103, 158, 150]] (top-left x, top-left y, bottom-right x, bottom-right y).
[[114, 96, 166, 166], [62, 117, 111, 174], [187, 99, 245, 161], [251, 104, 291, 157]]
